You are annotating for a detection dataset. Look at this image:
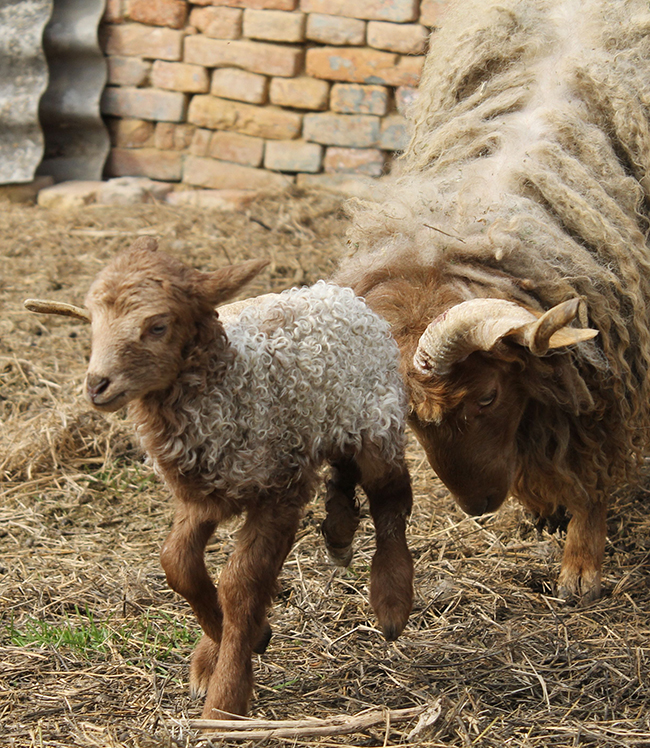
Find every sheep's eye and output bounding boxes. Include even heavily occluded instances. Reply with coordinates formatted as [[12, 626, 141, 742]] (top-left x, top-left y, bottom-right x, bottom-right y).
[[478, 390, 497, 408], [149, 323, 167, 336]]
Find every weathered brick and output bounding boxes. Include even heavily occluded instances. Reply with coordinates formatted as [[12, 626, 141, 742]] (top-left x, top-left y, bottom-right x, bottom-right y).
[[306, 47, 423, 86], [125, 0, 187, 28], [190, 128, 213, 156], [303, 113, 379, 148], [151, 60, 210, 93], [208, 131, 265, 167], [367, 21, 428, 54], [103, 0, 123, 24], [395, 85, 418, 116], [330, 83, 388, 115], [107, 117, 156, 148], [189, 96, 302, 139], [305, 13, 365, 46], [97, 177, 174, 205], [420, 0, 450, 27], [101, 86, 189, 122], [106, 56, 151, 86], [380, 113, 410, 151], [105, 148, 184, 181], [243, 9, 305, 42], [189, 6, 242, 38], [264, 140, 322, 172], [101, 23, 183, 60], [185, 36, 302, 77], [299, 0, 418, 23], [155, 122, 195, 150], [323, 146, 385, 176], [37, 181, 102, 210], [191, 0, 297, 9], [167, 189, 260, 210], [269, 76, 329, 111], [183, 155, 292, 190], [211, 68, 268, 104], [296, 172, 375, 197]]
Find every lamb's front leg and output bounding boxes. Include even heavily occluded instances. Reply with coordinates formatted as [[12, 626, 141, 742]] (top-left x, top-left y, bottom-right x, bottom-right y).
[[557, 500, 607, 604], [321, 457, 361, 567], [159, 504, 223, 696], [202, 498, 302, 718]]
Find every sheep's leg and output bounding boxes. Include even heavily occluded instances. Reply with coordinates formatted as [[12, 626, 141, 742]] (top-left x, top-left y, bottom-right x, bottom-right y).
[[159, 505, 225, 696], [321, 457, 361, 567], [557, 501, 607, 604], [360, 457, 413, 642], [160, 507, 222, 641], [202, 499, 302, 718]]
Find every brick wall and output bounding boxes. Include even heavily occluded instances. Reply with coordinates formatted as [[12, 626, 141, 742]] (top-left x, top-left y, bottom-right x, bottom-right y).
[[99, 0, 450, 191]]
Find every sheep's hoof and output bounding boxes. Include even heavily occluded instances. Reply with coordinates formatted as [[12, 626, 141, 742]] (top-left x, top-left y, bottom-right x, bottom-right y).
[[557, 567, 601, 605], [253, 622, 272, 654], [325, 541, 354, 567]]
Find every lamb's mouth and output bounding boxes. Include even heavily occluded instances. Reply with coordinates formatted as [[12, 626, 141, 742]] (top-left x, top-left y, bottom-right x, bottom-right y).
[[90, 390, 129, 412]]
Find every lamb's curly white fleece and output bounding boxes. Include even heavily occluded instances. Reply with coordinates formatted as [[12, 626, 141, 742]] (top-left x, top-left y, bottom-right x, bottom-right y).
[[151, 281, 407, 498]]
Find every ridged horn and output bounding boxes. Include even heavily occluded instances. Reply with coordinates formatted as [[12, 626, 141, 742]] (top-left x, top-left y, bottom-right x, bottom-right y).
[[414, 298, 597, 377], [24, 299, 90, 322]]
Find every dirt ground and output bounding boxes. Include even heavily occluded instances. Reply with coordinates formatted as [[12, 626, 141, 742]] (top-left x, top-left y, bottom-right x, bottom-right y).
[[0, 188, 649, 748]]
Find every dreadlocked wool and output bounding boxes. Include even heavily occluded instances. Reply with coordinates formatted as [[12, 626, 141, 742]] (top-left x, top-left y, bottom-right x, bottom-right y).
[[338, 0, 650, 513]]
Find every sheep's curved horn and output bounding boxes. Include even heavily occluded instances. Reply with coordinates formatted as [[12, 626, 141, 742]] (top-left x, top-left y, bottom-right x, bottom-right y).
[[24, 299, 90, 322], [414, 298, 597, 376]]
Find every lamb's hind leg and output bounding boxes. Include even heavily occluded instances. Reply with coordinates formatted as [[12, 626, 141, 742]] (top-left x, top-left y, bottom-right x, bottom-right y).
[[202, 496, 303, 718], [321, 457, 361, 567], [358, 453, 413, 641]]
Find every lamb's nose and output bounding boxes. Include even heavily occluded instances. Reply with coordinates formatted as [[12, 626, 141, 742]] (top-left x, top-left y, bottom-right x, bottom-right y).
[[86, 375, 110, 401]]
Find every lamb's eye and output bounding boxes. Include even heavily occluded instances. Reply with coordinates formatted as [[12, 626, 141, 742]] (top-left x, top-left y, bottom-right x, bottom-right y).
[[478, 390, 497, 408]]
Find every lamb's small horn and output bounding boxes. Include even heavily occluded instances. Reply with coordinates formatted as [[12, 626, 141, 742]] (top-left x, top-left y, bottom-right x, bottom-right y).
[[414, 297, 597, 377], [216, 293, 278, 322], [24, 299, 91, 322]]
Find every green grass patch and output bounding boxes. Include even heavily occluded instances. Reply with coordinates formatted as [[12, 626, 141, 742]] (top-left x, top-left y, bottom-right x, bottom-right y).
[[4, 606, 200, 665]]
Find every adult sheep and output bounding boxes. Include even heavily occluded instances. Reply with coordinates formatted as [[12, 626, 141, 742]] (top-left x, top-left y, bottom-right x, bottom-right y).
[[335, 0, 650, 604]]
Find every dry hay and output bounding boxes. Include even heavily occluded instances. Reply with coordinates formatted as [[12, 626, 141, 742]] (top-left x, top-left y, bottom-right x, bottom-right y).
[[0, 189, 649, 748]]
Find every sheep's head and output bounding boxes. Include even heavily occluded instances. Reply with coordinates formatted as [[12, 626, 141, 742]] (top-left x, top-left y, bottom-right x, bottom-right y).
[[26, 237, 268, 412], [408, 298, 598, 515]]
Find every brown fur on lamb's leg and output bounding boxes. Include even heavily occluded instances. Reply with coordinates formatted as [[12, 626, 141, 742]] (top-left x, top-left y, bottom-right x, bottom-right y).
[[202, 497, 303, 718], [359, 455, 414, 642], [557, 501, 607, 604], [321, 457, 361, 567], [159, 505, 225, 697]]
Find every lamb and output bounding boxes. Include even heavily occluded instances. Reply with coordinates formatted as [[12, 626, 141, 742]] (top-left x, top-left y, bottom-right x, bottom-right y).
[[25, 236, 413, 718], [334, 0, 650, 604]]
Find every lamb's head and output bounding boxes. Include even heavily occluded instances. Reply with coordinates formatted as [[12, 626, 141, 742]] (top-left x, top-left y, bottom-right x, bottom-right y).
[[408, 298, 598, 516], [83, 238, 267, 411], [25, 237, 267, 412]]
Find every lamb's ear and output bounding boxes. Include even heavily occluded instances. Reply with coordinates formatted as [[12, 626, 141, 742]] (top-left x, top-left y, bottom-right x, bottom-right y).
[[129, 236, 159, 252], [195, 259, 270, 307], [24, 299, 91, 322]]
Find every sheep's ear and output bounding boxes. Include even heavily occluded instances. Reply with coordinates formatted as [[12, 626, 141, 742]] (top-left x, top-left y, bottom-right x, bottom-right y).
[[196, 259, 270, 307]]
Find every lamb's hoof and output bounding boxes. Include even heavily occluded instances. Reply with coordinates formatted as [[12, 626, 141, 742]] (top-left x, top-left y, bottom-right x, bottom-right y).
[[557, 568, 601, 605], [253, 622, 272, 654], [189, 635, 220, 698]]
